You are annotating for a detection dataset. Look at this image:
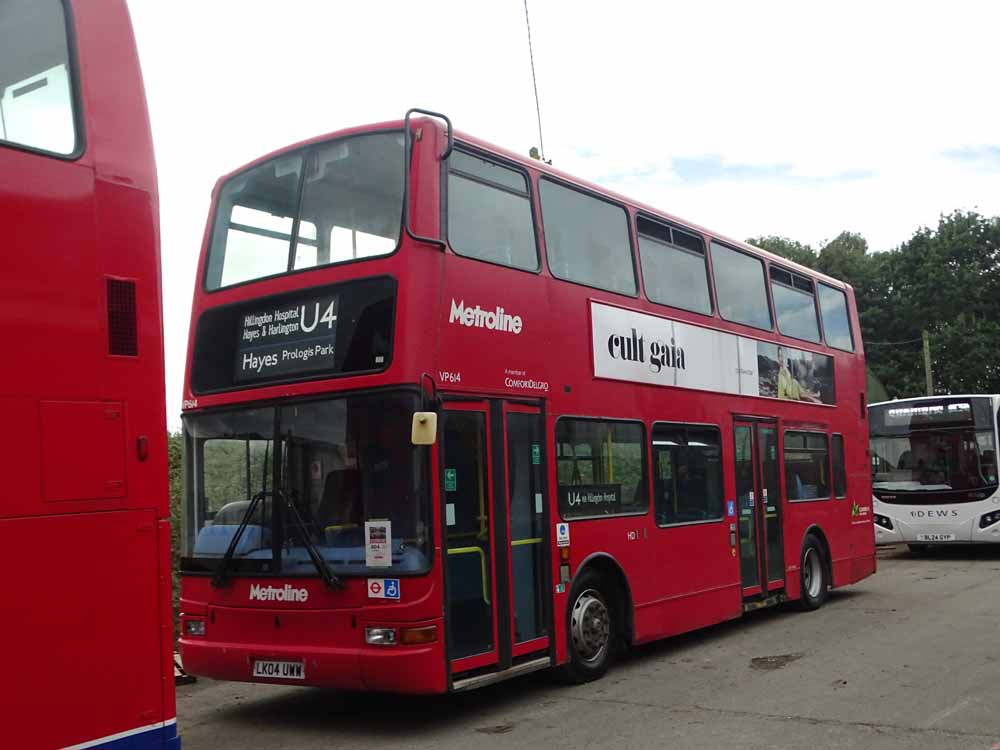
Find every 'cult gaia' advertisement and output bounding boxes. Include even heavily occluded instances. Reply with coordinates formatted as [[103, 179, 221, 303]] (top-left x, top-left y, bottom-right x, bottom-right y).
[[591, 302, 834, 404]]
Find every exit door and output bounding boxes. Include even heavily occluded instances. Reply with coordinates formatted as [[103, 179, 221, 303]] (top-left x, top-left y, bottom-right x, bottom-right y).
[[734, 419, 785, 597], [441, 401, 550, 678]]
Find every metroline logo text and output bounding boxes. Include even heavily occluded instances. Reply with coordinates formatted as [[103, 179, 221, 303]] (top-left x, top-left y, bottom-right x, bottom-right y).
[[449, 299, 522, 334], [249, 584, 309, 602]]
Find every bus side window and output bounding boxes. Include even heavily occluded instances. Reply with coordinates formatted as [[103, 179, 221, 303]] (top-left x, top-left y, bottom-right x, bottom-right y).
[[0, 0, 78, 155]]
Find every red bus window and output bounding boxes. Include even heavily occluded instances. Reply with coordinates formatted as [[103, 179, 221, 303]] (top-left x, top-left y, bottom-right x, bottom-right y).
[[818, 283, 855, 352], [447, 149, 538, 272], [0, 0, 78, 155], [832, 434, 847, 498], [652, 424, 723, 526], [711, 242, 772, 331], [205, 133, 404, 290], [784, 431, 830, 501], [637, 216, 712, 316], [770, 266, 821, 343], [540, 179, 636, 296], [555, 419, 647, 519]]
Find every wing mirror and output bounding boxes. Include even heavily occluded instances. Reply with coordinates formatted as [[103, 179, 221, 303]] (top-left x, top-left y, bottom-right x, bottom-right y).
[[411, 412, 438, 445]]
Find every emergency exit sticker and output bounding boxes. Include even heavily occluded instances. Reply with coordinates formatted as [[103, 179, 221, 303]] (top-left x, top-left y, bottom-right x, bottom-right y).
[[445, 468, 457, 492], [531, 444, 541, 465]]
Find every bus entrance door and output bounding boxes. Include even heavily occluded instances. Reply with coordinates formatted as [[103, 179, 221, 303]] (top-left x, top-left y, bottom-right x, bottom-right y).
[[734, 419, 785, 599], [441, 401, 551, 685]]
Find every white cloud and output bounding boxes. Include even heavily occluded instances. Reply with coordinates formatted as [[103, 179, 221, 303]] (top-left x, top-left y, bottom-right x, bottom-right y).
[[126, 0, 1000, 427]]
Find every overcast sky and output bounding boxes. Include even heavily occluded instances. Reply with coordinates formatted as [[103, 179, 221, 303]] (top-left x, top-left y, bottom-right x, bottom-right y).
[[128, 0, 1000, 428]]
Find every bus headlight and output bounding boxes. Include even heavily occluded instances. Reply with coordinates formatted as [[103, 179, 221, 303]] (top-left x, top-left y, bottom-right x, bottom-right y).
[[184, 619, 206, 637], [979, 511, 1000, 529], [365, 627, 397, 646], [873, 514, 893, 530]]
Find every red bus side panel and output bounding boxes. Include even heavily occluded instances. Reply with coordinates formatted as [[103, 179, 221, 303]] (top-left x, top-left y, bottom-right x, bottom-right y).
[[1, 509, 165, 750]]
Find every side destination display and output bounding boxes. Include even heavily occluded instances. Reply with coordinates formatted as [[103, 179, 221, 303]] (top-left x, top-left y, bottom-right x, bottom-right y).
[[591, 301, 835, 405], [236, 294, 338, 382]]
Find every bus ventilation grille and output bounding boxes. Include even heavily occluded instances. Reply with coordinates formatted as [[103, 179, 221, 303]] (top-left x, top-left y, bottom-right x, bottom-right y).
[[106, 278, 138, 356]]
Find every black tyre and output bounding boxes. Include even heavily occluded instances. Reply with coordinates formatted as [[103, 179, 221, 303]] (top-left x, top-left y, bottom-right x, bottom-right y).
[[559, 569, 616, 684], [798, 533, 829, 611]]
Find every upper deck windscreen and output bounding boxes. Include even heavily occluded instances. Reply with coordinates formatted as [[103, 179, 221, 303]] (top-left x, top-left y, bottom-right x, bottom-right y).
[[205, 131, 404, 290]]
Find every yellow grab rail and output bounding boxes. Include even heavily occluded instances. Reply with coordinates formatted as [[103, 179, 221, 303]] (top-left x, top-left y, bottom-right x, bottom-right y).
[[511, 537, 542, 547]]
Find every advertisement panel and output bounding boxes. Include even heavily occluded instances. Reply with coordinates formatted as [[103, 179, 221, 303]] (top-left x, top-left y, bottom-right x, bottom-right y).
[[591, 302, 834, 404]]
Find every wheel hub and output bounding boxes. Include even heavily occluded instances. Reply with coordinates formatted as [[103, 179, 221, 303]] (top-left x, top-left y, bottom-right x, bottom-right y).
[[571, 589, 610, 663]]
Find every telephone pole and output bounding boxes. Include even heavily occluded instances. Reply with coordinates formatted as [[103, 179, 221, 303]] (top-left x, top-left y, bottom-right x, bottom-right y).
[[922, 329, 933, 396]]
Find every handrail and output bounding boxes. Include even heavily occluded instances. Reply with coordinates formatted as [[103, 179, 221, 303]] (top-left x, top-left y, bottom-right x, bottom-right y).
[[511, 537, 543, 547], [402, 107, 453, 251], [447, 545, 490, 604]]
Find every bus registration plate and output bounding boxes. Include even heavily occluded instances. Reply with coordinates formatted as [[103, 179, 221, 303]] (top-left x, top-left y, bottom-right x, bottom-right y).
[[253, 660, 305, 680], [916, 533, 956, 542]]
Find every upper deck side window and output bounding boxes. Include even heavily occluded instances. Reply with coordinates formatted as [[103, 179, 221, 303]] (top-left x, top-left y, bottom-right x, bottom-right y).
[[539, 179, 637, 296], [205, 131, 404, 291], [0, 0, 78, 156], [447, 149, 538, 272], [710, 242, 773, 330], [636, 216, 712, 315], [769, 265, 821, 343], [818, 282, 855, 352]]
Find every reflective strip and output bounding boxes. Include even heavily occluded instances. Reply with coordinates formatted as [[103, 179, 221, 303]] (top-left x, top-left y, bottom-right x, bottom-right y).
[[62, 718, 177, 750]]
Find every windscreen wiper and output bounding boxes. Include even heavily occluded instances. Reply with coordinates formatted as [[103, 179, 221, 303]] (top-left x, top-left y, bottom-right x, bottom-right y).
[[283, 491, 344, 590], [212, 490, 267, 588]]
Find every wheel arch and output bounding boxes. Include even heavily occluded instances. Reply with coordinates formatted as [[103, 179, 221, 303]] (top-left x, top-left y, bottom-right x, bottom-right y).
[[571, 552, 635, 645]]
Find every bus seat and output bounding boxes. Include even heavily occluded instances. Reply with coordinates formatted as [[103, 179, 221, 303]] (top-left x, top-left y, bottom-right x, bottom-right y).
[[194, 523, 269, 556], [318, 468, 361, 532]]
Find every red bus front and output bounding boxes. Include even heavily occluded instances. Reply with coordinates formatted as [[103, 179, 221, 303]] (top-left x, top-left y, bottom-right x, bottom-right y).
[[179, 118, 459, 693]]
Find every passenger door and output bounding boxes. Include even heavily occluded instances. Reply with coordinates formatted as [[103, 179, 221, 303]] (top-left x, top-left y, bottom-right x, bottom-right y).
[[441, 401, 551, 682], [734, 419, 784, 598]]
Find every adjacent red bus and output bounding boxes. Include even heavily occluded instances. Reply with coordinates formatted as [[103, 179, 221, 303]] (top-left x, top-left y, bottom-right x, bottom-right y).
[[179, 109, 875, 693], [1, 1, 178, 747]]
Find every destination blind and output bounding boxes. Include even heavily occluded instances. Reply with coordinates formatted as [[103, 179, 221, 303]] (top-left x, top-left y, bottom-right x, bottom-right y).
[[189, 276, 396, 394], [235, 294, 338, 382]]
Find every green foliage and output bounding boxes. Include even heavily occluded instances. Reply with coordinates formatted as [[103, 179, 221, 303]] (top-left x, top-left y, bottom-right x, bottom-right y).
[[167, 430, 182, 639], [748, 235, 817, 268], [749, 211, 1000, 400]]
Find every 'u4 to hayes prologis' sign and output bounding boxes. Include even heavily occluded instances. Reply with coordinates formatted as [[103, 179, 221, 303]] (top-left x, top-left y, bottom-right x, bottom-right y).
[[235, 295, 338, 382]]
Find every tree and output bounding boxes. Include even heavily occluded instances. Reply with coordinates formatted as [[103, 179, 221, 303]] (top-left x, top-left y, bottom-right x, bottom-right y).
[[748, 210, 1000, 400], [167, 431, 183, 638], [746, 235, 817, 268]]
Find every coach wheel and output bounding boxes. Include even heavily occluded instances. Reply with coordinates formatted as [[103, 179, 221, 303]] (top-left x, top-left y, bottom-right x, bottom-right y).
[[560, 569, 616, 683], [798, 534, 829, 611]]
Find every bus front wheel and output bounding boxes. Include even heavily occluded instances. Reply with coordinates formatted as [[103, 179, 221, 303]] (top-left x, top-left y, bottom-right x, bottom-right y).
[[560, 569, 615, 683], [798, 534, 829, 611]]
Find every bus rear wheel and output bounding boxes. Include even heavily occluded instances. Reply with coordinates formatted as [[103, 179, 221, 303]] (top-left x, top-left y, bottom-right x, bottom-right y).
[[560, 569, 615, 684], [798, 534, 829, 611]]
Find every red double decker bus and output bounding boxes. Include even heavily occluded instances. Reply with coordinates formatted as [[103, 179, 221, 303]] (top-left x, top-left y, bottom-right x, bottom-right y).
[[178, 109, 875, 692], [1, 1, 178, 747]]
